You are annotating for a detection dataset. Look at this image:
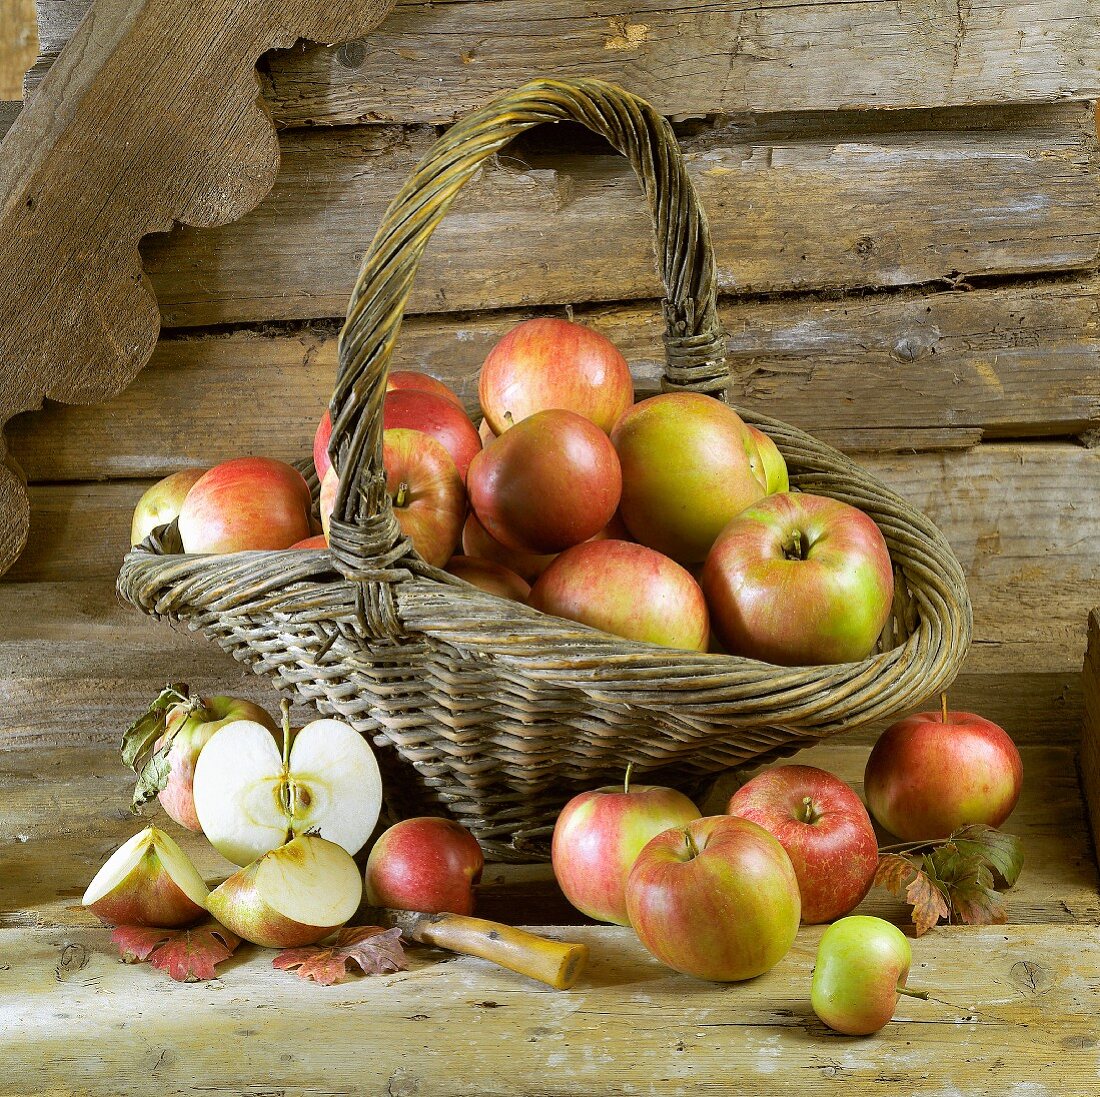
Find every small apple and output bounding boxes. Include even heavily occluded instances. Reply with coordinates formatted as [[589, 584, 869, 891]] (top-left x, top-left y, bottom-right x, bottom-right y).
[[612, 393, 766, 564], [131, 468, 206, 545], [625, 815, 800, 981], [811, 916, 915, 1035], [864, 699, 1023, 840], [467, 409, 622, 554], [552, 769, 701, 925], [82, 825, 208, 927], [461, 512, 556, 583], [365, 818, 484, 916], [445, 555, 531, 602], [314, 410, 334, 482], [726, 764, 878, 924], [479, 317, 634, 434], [387, 370, 464, 411], [530, 540, 709, 652], [702, 491, 894, 666], [206, 835, 363, 948], [193, 709, 383, 866], [383, 389, 482, 481], [290, 534, 328, 549], [178, 457, 313, 554], [746, 426, 789, 494]]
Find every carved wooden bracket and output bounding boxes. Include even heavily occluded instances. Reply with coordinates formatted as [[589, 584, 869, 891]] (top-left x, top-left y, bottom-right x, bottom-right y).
[[0, 0, 396, 576]]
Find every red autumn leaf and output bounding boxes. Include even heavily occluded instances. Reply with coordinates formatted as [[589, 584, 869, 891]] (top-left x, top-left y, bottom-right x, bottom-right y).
[[273, 926, 407, 986], [112, 919, 240, 982], [874, 853, 949, 937]]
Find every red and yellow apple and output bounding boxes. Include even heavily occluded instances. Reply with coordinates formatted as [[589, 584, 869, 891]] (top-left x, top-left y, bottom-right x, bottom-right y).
[[131, 468, 206, 545], [387, 370, 464, 410], [314, 410, 334, 482], [445, 555, 531, 602], [290, 534, 328, 550], [461, 512, 556, 583], [383, 389, 482, 481], [702, 491, 894, 666]]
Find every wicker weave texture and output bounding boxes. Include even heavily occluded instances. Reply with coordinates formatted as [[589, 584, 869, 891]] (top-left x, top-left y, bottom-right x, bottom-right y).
[[119, 78, 972, 860]]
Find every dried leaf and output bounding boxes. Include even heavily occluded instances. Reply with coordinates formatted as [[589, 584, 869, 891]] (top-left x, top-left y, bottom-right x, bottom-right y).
[[111, 919, 240, 982], [874, 853, 950, 937], [949, 824, 1023, 888], [120, 683, 191, 811], [273, 926, 407, 986]]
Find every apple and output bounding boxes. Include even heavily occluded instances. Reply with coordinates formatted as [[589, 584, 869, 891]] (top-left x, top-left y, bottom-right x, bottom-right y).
[[467, 409, 621, 554], [192, 711, 383, 866], [811, 916, 915, 1035], [290, 534, 328, 549], [82, 825, 208, 927], [726, 764, 878, 924], [611, 393, 766, 564], [479, 317, 634, 435], [530, 540, 709, 652], [625, 815, 800, 981], [314, 410, 334, 481], [478, 418, 497, 446], [387, 370, 464, 411], [461, 512, 556, 583], [445, 555, 531, 602], [701, 491, 894, 666], [864, 700, 1023, 840], [746, 426, 789, 494], [156, 694, 278, 832], [551, 770, 701, 925], [131, 468, 206, 545], [365, 817, 485, 916], [383, 389, 482, 481], [206, 834, 363, 948], [178, 457, 313, 554]]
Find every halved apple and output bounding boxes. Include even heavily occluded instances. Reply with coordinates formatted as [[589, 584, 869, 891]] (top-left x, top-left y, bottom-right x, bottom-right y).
[[206, 835, 362, 947], [192, 714, 383, 866], [82, 825, 208, 927]]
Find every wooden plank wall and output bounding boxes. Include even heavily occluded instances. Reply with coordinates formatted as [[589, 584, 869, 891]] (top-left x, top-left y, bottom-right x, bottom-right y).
[[4, 0, 1099, 749]]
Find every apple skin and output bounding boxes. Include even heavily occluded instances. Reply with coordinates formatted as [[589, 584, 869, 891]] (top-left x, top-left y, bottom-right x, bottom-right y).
[[552, 781, 701, 925], [479, 317, 634, 435], [178, 457, 313, 554], [157, 696, 277, 833], [290, 534, 328, 549], [726, 764, 879, 924], [530, 540, 709, 652], [701, 491, 894, 666], [445, 555, 531, 602], [314, 410, 333, 482], [131, 468, 206, 545], [864, 710, 1023, 840], [811, 916, 913, 1035], [387, 370, 464, 411], [625, 815, 801, 981], [746, 426, 789, 494], [611, 393, 767, 564], [365, 818, 485, 916], [478, 418, 497, 447], [383, 389, 482, 481], [467, 409, 622, 554], [461, 512, 556, 583]]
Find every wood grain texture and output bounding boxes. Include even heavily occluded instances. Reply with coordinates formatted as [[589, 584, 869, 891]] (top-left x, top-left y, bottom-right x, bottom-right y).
[[1082, 610, 1100, 858], [0, 0, 37, 99], [32, 0, 1100, 120], [10, 279, 1099, 483], [0, 0, 397, 580], [128, 104, 1100, 327]]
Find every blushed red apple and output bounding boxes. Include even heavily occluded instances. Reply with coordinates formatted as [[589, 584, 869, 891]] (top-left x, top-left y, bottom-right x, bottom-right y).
[[314, 410, 334, 482], [387, 370, 464, 410], [383, 389, 481, 480], [461, 512, 556, 583], [445, 555, 531, 602]]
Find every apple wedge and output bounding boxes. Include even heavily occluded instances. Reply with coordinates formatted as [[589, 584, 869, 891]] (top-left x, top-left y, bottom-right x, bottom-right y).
[[82, 825, 208, 927], [192, 710, 383, 866], [206, 835, 362, 948]]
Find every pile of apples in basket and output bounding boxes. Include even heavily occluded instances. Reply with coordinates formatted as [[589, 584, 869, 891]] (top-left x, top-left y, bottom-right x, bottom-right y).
[[91, 316, 1024, 1033]]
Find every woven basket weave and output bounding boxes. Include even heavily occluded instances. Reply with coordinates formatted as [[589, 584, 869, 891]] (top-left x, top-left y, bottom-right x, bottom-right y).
[[119, 77, 972, 860]]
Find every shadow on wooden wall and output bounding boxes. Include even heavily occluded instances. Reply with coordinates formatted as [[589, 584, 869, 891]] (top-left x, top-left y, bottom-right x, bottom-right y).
[[0, 0, 37, 100]]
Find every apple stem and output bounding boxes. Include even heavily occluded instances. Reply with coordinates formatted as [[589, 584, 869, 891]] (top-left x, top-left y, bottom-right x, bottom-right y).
[[877, 838, 945, 854], [897, 987, 930, 1000], [941, 692, 949, 723], [394, 481, 409, 509], [623, 762, 634, 796], [684, 829, 700, 860], [801, 796, 817, 824]]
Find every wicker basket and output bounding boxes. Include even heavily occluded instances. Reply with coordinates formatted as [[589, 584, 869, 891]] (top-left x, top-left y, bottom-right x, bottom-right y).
[[119, 77, 972, 860]]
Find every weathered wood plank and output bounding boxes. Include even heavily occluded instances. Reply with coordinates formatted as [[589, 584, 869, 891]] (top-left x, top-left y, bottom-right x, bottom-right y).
[[0, 0, 36, 100], [32, 0, 1100, 118], [10, 281, 1099, 483], [126, 105, 1100, 327], [1082, 610, 1100, 858]]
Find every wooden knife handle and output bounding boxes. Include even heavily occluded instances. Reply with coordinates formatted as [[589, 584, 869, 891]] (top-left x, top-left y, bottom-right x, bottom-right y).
[[409, 914, 588, 990]]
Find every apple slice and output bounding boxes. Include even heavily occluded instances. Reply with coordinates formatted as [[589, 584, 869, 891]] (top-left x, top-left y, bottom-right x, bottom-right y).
[[192, 710, 383, 866], [206, 835, 363, 947], [82, 825, 208, 927]]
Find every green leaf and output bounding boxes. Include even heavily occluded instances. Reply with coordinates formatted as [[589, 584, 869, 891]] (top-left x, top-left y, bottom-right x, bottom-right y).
[[120, 683, 191, 812], [948, 824, 1023, 888]]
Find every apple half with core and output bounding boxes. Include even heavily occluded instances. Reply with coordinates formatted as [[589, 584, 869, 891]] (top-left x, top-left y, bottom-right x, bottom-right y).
[[811, 916, 919, 1035], [192, 704, 383, 866], [131, 467, 206, 545], [206, 834, 362, 948], [625, 815, 800, 981], [726, 764, 878, 924], [864, 697, 1023, 840], [82, 825, 208, 927], [702, 491, 894, 666], [552, 767, 701, 925], [365, 817, 485, 916]]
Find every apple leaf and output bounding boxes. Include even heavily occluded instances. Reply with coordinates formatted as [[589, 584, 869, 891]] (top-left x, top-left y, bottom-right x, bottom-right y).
[[874, 854, 949, 936], [273, 926, 407, 986], [112, 918, 240, 982], [948, 824, 1023, 888], [120, 682, 190, 811]]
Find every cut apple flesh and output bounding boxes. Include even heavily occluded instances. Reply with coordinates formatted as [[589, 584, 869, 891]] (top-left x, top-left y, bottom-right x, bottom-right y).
[[82, 825, 208, 927], [193, 717, 383, 866]]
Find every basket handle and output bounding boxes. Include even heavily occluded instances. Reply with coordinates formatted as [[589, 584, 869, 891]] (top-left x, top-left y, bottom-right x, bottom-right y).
[[327, 77, 728, 611]]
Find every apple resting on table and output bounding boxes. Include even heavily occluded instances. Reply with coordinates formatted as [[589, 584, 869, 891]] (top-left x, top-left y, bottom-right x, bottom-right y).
[[726, 764, 879, 924], [130, 467, 206, 545]]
